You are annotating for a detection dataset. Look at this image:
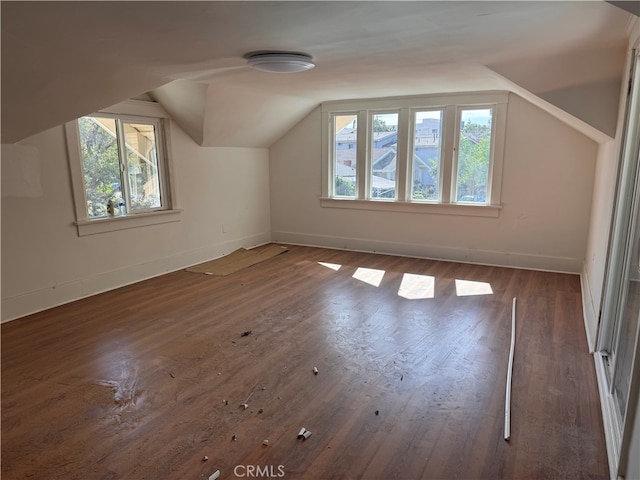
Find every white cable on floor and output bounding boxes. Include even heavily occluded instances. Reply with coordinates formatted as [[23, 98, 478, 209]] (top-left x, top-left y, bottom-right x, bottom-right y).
[[504, 296, 516, 441]]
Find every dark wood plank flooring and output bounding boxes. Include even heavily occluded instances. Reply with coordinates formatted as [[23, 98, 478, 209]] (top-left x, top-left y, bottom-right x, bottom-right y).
[[1, 244, 608, 479]]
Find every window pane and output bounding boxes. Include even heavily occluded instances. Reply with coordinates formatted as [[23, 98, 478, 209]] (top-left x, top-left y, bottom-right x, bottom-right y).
[[371, 113, 398, 199], [412, 110, 443, 201], [334, 115, 357, 198], [456, 108, 492, 203], [78, 116, 123, 218], [123, 122, 162, 210]]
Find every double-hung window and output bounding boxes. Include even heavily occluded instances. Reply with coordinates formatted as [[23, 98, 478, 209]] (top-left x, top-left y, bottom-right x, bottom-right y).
[[66, 100, 180, 236], [322, 92, 508, 217]]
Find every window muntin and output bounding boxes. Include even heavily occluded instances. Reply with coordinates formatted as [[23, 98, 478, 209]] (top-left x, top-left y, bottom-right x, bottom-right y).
[[333, 114, 358, 198], [370, 112, 398, 199], [412, 110, 443, 202], [455, 108, 493, 204], [78, 114, 166, 219]]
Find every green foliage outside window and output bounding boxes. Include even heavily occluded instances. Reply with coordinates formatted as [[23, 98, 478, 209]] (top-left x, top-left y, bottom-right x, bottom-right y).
[[373, 117, 394, 132], [335, 176, 356, 197], [78, 117, 122, 218], [457, 122, 491, 202]]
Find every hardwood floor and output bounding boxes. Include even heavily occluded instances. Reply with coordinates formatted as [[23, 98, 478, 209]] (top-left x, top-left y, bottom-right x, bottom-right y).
[[1, 244, 608, 479]]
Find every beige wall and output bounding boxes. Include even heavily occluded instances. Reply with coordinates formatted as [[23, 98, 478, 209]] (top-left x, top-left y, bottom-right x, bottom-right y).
[[1, 122, 271, 321], [269, 93, 598, 273]]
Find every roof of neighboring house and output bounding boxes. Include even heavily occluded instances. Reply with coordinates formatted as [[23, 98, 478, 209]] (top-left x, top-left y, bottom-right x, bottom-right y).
[[335, 162, 396, 189]]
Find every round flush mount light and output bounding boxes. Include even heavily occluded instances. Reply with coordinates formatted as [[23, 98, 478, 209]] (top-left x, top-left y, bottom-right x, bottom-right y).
[[245, 52, 315, 73]]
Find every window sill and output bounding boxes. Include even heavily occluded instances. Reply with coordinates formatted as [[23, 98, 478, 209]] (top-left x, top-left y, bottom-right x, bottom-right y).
[[320, 198, 501, 217], [74, 209, 183, 236]]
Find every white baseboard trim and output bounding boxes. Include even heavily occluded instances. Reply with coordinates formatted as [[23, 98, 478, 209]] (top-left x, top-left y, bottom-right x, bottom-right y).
[[1, 232, 271, 323], [594, 352, 622, 480], [271, 230, 583, 273]]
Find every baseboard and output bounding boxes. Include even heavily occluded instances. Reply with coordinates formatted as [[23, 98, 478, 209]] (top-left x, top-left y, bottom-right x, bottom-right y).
[[594, 352, 622, 480], [1, 232, 271, 323], [271, 230, 583, 273]]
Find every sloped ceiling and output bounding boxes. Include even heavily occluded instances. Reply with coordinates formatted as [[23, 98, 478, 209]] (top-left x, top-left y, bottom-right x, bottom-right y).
[[1, 1, 634, 147]]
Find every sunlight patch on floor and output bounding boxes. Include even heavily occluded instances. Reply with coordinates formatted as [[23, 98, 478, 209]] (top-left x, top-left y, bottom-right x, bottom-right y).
[[353, 267, 385, 287], [318, 261, 342, 271], [455, 279, 493, 296], [398, 273, 435, 299]]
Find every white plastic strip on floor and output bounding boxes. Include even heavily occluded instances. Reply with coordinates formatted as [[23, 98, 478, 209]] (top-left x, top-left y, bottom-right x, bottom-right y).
[[505, 296, 516, 441]]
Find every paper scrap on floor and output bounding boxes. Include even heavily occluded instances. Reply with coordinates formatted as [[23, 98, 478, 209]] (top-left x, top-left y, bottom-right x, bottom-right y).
[[186, 244, 289, 276]]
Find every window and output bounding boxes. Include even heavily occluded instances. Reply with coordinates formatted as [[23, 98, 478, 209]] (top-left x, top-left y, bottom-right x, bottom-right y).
[[66, 100, 181, 236], [333, 114, 358, 198], [370, 112, 398, 199], [321, 92, 508, 217], [412, 110, 443, 202], [78, 115, 164, 218], [454, 108, 493, 204]]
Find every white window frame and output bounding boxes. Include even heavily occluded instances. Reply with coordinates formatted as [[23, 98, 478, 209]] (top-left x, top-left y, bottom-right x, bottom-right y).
[[321, 91, 508, 217], [452, 105, 498, 205], [332, 111, 360, 199], [369, 109, 401, 201], [409, 107, 446, 203], [65, 100, 181, 236]]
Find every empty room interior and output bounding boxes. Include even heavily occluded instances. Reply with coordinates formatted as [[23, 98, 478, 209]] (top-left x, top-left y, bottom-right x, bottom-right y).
[[2, 2, 640, 479]]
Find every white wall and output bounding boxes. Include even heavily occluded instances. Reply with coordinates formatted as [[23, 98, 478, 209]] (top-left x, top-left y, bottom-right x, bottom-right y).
[[270, 93, 598, 273], [1, 122, 271, 322]]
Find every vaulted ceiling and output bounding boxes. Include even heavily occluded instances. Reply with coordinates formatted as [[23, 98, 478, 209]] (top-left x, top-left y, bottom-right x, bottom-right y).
[[1, 1, 635, 147]]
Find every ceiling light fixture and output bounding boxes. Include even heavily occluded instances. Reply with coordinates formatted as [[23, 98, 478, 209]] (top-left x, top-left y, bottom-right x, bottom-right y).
[[245, 52, 315, 73]]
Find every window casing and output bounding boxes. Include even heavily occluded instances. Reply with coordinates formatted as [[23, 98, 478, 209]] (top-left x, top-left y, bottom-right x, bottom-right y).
[[66, 100, 181, 236], [321, 92, 508, 217]]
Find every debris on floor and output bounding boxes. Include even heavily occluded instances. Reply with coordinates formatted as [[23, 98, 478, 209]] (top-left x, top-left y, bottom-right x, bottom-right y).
[[263, 439, 269, 446], [209, 470, 220, 480], [232, 435, 237, 441], [375, 410, 379, 416], [241, 330, 252, 337], [202, 456, 208, 462], [258, 408, 264, 414], [313, 367, 318, 375], [240, 403, 249, 409], [297, 427, 312, 439]]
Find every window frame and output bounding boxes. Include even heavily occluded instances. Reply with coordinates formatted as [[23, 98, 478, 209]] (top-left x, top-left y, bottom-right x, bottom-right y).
[[321, 91, 508, 217], [331, 112, 360, 199], [368, 109, 400, 201], [409, 107, 445, 203], [452, 105, 496, 205], [65, 100, 181, 236]]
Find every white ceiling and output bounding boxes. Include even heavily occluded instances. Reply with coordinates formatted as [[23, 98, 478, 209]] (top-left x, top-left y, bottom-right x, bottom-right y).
[[1, 1, 634, 147]]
